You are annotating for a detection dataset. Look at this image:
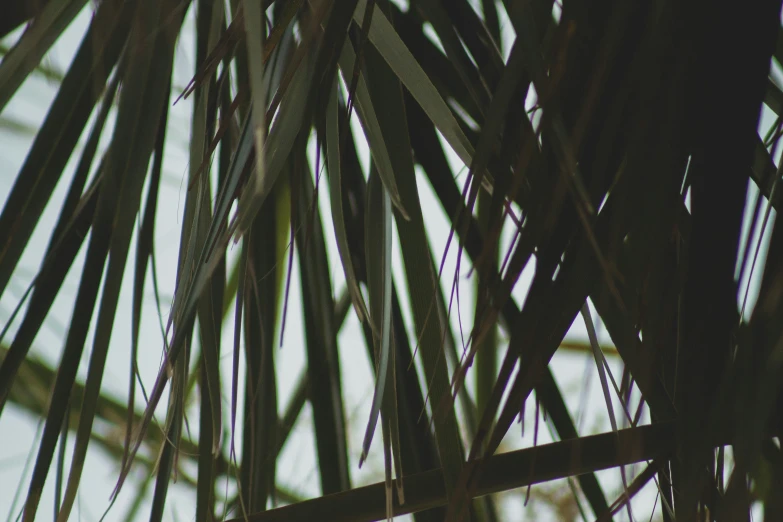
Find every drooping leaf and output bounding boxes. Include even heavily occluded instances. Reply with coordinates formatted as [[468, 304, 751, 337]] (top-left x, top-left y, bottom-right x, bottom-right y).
[[294, 144, 352, 495], [0, 0, 133, 320], [55, 1, 185, 519], [325, 75, 370, 325], [0, 0, 87, 112], [359, 165, 393, 467]]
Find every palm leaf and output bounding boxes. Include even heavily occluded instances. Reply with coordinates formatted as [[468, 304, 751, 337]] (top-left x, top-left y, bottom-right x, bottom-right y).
[[3, 1, 783, 521]]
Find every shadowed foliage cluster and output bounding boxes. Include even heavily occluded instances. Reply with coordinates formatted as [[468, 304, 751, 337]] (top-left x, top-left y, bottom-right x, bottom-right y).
[[1, 0, 783, 521]]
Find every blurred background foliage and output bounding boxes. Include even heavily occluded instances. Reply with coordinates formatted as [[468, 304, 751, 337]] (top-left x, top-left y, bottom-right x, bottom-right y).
[[1, 0, 783, 521]]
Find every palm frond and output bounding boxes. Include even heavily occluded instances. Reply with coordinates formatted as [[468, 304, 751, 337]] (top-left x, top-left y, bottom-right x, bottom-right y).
[[2, 1, 783, 521]]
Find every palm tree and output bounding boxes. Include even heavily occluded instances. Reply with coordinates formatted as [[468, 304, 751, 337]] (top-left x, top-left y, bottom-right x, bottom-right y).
[[1, 0, 782, 521]]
